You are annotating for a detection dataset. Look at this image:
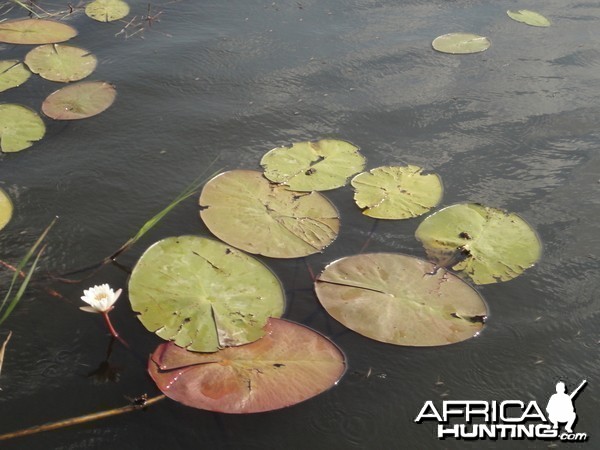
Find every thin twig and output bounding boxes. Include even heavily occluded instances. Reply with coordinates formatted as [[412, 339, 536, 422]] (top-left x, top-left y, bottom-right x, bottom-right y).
[[0, 394, 166, 441]]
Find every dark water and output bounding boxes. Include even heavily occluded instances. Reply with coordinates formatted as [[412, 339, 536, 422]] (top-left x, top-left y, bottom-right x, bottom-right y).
[[1, 0, 599, 448]]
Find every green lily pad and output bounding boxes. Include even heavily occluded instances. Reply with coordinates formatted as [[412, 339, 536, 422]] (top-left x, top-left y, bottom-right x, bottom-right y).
[[0, 104, 46, 153], [432, 33, 490, 54], [351, 165, 443, 219], [85, 0, 130, 22], [129, 236, 285, 352], [0, 61, 31, 93], [260, 139, 366, 191], [415, 203, 542, 285], [0, 188, 13, 232], [315, 253, 487, 346], [200, 170, 340, 258], [149, 318, 346, 413], [25, 44, 97, 82], [0, 19, 77, 45], [42, 81, 116, 120], [507, 10, 550, 27]]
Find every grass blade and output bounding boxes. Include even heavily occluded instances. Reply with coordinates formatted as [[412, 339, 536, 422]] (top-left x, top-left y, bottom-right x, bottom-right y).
[[0, 330, 12, 383], [0, 245, 46, 326], [0, 218, 56, 314]]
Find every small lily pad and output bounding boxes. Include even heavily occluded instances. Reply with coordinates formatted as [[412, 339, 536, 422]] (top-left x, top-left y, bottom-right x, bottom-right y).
[[261, 139, 366, 191], [200, 170, 340, 258], [315, 253, 487, 346], [507, 10, 550, 27], [85, 0, 130, 22], [351, 165, 443, 219], [25, 44, 97, 82], [0, 104, 46, 153], [0, 19, 77, 45], [0, 61, 31, 93], [148, 318, 346, 413], [432, 33, 490, 54], [0, 188, 13, 232], [415, 203, 542, 285], [42, 81, 116, 120], [129, 236, 285, 352]]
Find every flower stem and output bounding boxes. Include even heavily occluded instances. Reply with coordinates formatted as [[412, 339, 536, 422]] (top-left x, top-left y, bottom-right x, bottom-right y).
[[101, 312, 129, 348]]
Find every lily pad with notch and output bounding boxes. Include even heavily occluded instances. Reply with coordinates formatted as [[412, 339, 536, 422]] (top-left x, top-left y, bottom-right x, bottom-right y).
[[0, 61, 31, 93], [129, 236, 285, 352], [25, 44, 97, 82], [415, 203, 542, 285], [432, 33, 490, 54], [0, 19, 77, 45], [85, 0, 131, 23], [315, 253, 487, 346], [0, 188, 13, 232], [0, 104, 46, 153], [42, 81, 116, 120], [148, 318, 346, 413], [507, 10, 550, 27], [200, 170, 340, 258], [261, 139, 366, 191], [351, 165, 443, 219]]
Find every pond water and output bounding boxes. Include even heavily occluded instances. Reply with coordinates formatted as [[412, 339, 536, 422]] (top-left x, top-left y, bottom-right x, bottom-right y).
[[1, 0, 599, 448]]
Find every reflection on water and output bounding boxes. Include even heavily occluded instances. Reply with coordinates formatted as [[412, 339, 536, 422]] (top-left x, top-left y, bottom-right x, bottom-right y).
[[1, 0, 599, 448]]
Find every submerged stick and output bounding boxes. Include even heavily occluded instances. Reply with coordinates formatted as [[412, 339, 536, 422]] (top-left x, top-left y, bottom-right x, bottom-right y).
[[359, 218, 379, 254], [0, 394, 166, 441]]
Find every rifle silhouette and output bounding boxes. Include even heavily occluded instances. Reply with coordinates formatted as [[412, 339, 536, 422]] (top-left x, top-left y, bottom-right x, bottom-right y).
[[569, 379, 587, 400]]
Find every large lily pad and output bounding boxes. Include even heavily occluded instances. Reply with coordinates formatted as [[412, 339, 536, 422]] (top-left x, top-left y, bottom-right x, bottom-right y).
[[0, 104, 46, 153], [149, 318, 346, 413], [200, 170, 340, 258], [351, 165, 443, 219], [260, 139, 366, 191], [507, 10, 550, 27], [25, 44, 97, 82], [0, 188, 12, 232], [0, 61, 31, 93], [129, 236, 285, 352], [42, 81, 116, 120], [315, 253, 487, 346], [432, 33, 490, 54], [415, 203, 542, 285], [0, 19, 77, 45], [85, 0, 131, 22]]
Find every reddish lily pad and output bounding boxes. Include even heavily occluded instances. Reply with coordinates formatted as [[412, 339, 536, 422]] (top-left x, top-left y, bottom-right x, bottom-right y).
[[42, 81, 116, 120], [0, 19, 77, 45], [148, 318, 346, 413], [200, 170, 340, 258], [315, 253, 487, 346]]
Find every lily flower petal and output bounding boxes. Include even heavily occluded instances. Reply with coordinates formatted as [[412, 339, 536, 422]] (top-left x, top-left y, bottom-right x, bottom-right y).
[[80, 284, 122, 313]]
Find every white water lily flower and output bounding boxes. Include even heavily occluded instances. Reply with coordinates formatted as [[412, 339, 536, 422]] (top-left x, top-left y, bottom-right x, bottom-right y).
[[80, 284, 122, 313]]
